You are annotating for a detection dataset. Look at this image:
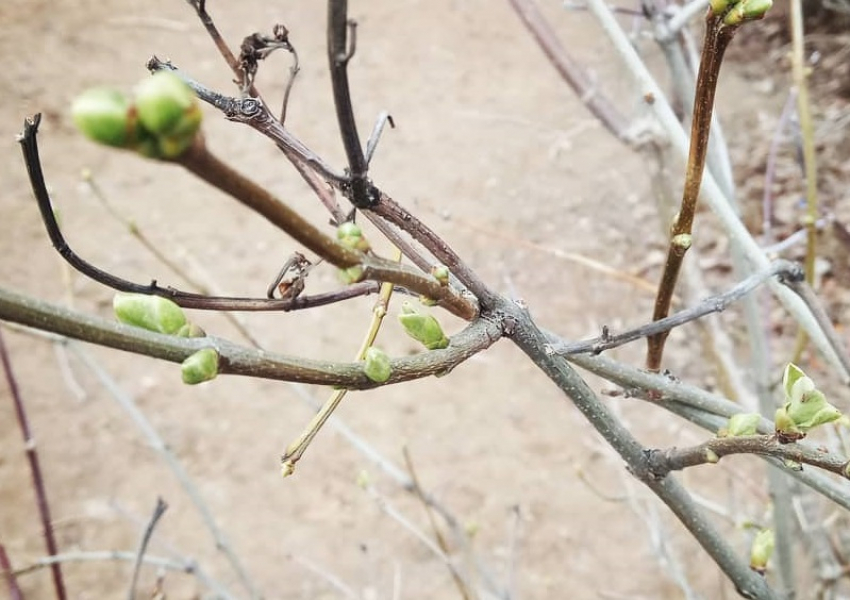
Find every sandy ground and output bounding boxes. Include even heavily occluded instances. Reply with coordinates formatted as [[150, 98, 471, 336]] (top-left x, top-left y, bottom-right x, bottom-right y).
[[0, 1, 823, 599]]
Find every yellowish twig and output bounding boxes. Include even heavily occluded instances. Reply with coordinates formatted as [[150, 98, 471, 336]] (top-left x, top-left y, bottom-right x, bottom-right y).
[[790, 0, 818, 363], [281, 250, 401, 476]]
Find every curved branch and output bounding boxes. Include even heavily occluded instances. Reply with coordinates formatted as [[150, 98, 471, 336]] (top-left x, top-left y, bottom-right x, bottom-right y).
[[0, 286, 501, 389]]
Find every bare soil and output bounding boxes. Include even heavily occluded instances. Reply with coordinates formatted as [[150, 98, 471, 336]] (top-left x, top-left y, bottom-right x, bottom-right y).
[[1, 2, 847, 599]]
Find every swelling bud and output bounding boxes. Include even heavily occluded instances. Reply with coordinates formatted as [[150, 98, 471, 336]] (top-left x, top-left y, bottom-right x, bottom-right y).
[[398, 301, 449, 350], [72, 88, 134, 148], [749, 529, 775, 575], [135, 71, 202, 158], [718, 413, 761, 437], [363, 347, 392, 383], [181, 348, 219, 385], [113, 293, 187, 335]]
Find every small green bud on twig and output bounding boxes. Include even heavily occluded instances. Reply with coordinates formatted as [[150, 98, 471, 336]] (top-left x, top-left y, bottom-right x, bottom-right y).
[[362, 347, 392, 383], [336, 221, 371, 252], [704, 448, 720, 464], [181, 348, 220, 385], [338, 265, 365, 284], [398, 301, 449, 350], [749, 528, 775, 574], [723, 0, 772, 25], [113, 293, 188, 335], [135, 71, 202, 158], [718, 413, 761, 437], [430, 265, 450, 286]]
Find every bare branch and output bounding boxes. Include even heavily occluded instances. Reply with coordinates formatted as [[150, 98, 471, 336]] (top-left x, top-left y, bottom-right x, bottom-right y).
[[128, 498, 168, 600]]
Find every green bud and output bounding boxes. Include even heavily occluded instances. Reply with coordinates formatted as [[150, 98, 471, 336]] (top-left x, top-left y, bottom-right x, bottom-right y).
[[671, 233, 692, 250], [723, 0, 772, 24], [181, 348, 219, 385], [749, 529, 774, 574], [431, 265, 450, 286], [363, 347, 392, 383], [709, 0, 731, 14], [72, 88, 134, 148], [418, 294, 439, 307], [113, 293, 187, 335], [720, 413, 762, 437], [175, 322, 207, 338], [398, 301, 449, 350], [774, 405, 804, 442], [704, 448, 720, 464], [338, 265, 365, 284], [135, 71, 201, 136], [336, 222, 370, 252]]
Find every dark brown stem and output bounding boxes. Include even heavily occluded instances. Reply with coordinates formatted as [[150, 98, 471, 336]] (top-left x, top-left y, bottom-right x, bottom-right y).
[[646, 435, 850, 480], [0, 543, 24, 600], [327, 1, 375, 208], [646, 14, 738, 371], [0, 329, 67, 600]]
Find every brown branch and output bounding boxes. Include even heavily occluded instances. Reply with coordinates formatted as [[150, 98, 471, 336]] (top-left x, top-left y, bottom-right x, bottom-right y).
[[0, 544, 23, 600], [646, 13, 738, 371], [0, 329, 67, 600], [646, 435, 850, 480], [0, 286, 501, 389], [507, 0, 631, 143]]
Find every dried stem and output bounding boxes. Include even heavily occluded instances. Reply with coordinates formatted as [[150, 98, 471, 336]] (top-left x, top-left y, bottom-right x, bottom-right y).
[[647, 12, 738, 371], [0, 329, 67, 600]]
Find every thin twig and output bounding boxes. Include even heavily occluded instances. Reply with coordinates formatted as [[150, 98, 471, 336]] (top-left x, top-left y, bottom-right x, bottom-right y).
[[0, 329, 67, 600], [403, 447, 475, 600], [128, 498, 168, 600], [68, 346, 257, 599], [0, 543, 23, 600], [552, 259, 802, 356], [508, 0, 631, 143]]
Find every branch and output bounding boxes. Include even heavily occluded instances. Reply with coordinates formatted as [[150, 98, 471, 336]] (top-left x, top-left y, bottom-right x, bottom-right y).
[[647, 435, 850, 480], [128, 498, 168, 600], [507, 0, 631, 143], [327, 0, 375, 208], [0, 543, 23, 600], [583, 0, 849, 379], [0, 286, 502, 389], [647, 12, 739, 371], [0, 329, 67, 600], [502, 300, 776, 599], [553, 259, 802, 356]]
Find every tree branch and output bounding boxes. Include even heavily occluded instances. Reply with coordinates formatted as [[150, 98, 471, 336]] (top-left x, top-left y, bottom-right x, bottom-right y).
[[0, 286, 501, 389], [647, 435, 850, 480]]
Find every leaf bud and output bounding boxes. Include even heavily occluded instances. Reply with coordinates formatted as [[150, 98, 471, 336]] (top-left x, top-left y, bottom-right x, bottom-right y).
[[71, 88, 134, 148], [135, 71, 202, 158], [719, 413, 761, 437], [749, 529, 775, 574], [398, 301, 449, 350], [113, 293, 187, 335], [363, 347, 392, 383], [181, 348, 219, 385], [430, 265, 450, 286]]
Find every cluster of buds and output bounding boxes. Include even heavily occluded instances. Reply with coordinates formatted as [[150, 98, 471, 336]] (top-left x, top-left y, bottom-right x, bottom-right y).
[[113, 293, 218, 384], [774, 363, 841, 443], [72, 71, 202, 160], [709, 0, 773, 25], [398, 301, 449, 350]]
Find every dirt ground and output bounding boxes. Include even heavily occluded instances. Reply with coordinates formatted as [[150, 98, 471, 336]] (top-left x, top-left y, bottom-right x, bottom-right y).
[[1, 1, 846, 599]]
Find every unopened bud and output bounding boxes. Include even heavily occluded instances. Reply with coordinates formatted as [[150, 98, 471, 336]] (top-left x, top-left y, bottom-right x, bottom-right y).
[[749, 528, 774, 574], [338, 265, 365, 284], [72, 88, 134, 148], [181, 348, 219, 385], [398, 301, 449, 350], [363, 347, 392, 383], [336, 221, 370, 252], [723, 0, 772, 25], [135, 71, 202, 158], [113, 293, 187, 335], [431, 265, 450, 286]]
